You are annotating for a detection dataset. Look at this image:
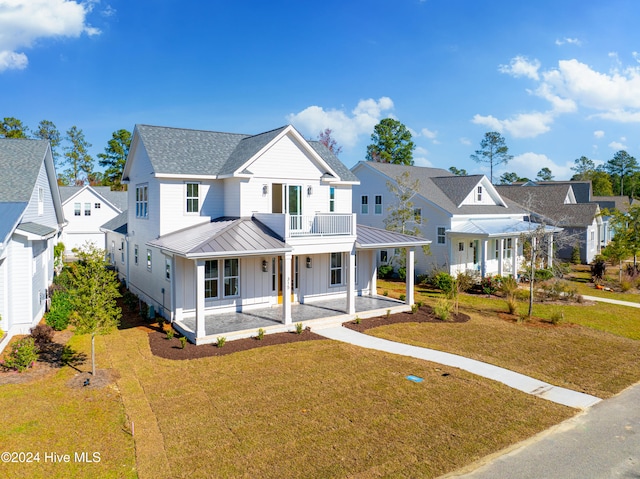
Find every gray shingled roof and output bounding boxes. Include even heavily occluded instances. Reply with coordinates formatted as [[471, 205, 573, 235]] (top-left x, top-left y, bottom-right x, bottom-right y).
[[357, 162, 525, 215], [134, 124, 359, 182], [0, 202, 27, 244], [593, 196, 631, 214], [148, 218, 290, 258], [534, 181, 592, 203], [101, 210, 128, 235], [60, 186, 127, 211], [356, 224, 431, 248], [0, 139, 49, 203]]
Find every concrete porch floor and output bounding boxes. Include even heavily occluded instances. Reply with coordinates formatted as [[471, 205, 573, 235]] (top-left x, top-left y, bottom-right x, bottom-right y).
[[175, 295, 408, 345]]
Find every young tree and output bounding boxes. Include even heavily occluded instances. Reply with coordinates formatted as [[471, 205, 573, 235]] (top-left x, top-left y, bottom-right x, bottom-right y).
[[317, 128, 342, 156], [366, 118, 415, 165], [63, 126, 94, 186], [605, 203, 640, 268], [499, 172, 521, 185], [470, 132, 513, 184], [570, 156, 595, 181], [68, 244, 121, 375], [536, 167, 554, 181], [449, 166, 468, 176], [33, 120, 62, 167], [0, 117, 29, 138], [605, 150, 639, 196], [98, 129, 131, 190]]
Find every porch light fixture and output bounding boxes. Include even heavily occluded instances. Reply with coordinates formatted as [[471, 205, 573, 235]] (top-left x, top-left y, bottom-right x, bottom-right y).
[[261, 259, 268, 272], [306, 257, 312, 268], [307, 185, 313, 196], [262, 184, 268, 196], [470, 241, 474, 247]]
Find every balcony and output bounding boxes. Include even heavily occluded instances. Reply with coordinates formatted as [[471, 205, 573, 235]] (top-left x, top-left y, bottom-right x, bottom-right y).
[[253, 213, 355, 239]]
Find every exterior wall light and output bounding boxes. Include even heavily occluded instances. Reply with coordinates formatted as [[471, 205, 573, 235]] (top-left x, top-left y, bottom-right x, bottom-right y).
[[262, 184, 268, 195], [262, 259, 268, 272], [307, 186, 313, 196], [306, 256, 312, 268]]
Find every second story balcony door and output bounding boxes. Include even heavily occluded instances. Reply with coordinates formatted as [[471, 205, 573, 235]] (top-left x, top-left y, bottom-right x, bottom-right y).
[[288, 185, 302, 230]]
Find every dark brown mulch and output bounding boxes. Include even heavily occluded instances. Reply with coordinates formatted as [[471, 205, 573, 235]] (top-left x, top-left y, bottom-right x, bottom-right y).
[[343, 304, 470, 333]]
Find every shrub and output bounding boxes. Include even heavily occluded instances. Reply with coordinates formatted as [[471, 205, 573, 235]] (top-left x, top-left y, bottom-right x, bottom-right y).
[[591, 259, 606, 281], [139, 302, 148, 319], [397, 266, 406, 280], [166, 329, 174, 340], [354, 316, 361, 324], [30, 324, 55, 345], [385, 309, 391, 319], [216, 336, 226, 348], [180, 336, 187, 349], [549, 308, 564, 325], [506, 296, 518, 314], [620, 273, 634, 292], [295, 322, 303, 334], [157, 317, 165, 330], [399, 294, 406, 301], [433, 271, 454, 294], [539, 279, 577, 301], [411, 303, 419, 314], [434, 298, 452, 321], [377, 264, 394, 279], [45, 290, 73, 331], [383, 290, 389, 296], [570, 244, 582, 264], [416, 274, 430, 285], [481, 276, 499, 296], [256, 328, 265, 340], [2, 337, 39, 372], [500, 275, 518, 298], [123, 290, 138, 312], [455, 272, 475, 293], [519, 267, 555, 282]]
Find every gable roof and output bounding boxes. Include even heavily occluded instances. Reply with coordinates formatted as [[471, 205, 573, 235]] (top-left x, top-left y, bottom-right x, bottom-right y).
[[59, 185, 127, 212], [128, 124, 359, 183], [592, 196, 631, 214], [100, 210, 128, 235], [531, 181, 592, 203], [354, 162, 524, 215]]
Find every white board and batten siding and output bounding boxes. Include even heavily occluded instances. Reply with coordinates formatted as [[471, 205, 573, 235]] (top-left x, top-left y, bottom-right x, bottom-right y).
[[22, 162, 58, 229], [158, 181, 216, 237]]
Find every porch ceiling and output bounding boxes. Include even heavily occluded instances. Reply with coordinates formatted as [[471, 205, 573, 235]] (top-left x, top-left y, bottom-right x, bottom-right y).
[[450, 218, 561, 237]]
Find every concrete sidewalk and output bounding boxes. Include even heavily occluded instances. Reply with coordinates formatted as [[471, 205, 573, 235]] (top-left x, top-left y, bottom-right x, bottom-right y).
[[582, 294, 640, 308], [316, 326, 601, 409]]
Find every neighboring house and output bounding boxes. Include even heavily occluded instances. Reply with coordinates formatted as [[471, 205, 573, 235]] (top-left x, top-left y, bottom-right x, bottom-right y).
[[120, 124, 429, 344], [351, 162, 558, 278], [0, 139, 65, 353], [59, 186, 127, 256], [592, 195, 631, 246], [497, 184, 602, 264], [101, 210, 128, 284]]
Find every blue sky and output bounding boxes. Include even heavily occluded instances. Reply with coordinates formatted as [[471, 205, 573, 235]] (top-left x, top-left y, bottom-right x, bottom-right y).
[[2, 0, 640, 181]]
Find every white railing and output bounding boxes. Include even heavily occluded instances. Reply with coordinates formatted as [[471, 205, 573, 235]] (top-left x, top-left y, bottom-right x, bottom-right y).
[[289, 214, 353, 237]]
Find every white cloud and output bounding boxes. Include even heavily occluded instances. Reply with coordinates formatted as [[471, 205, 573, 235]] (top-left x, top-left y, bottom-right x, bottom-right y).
[[287, 97, 394, 148], [459, 137, 472, 146], [421, 127, 437, 139], [555, 37, 582, 46], [472, 111, 554, 138], [413, 156, 433, 167], [0, 0, 99, 72], [608, 140, 627, 150], [506, 152, 573, 180], [593, 130, 605, 138], [498, 55, 540, 80]]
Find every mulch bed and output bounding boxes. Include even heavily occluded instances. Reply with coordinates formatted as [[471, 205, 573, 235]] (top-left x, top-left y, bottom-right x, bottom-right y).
[[343, 304, 470, 333]]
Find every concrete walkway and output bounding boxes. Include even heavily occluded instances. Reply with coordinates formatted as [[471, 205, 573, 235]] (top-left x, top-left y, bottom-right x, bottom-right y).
[[582, 294, 640, 308], [316, 326, 601, 409]]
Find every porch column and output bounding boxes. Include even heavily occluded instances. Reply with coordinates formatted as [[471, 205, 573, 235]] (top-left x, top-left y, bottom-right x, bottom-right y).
[[481, 239, 488, 277], [369, 250, 377, 297], [347, 248, 356, 315], [195, 260, 205, 339], [498, 238, 504, 276], [512, 237, 519, 277], [282, 252, 292, 325], [405, 247, 415, 305], [174, 256, 183, 323], [547, 234, 554, 269]]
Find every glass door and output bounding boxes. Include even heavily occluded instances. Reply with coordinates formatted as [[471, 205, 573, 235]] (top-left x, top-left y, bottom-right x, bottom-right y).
[[288, 185, 302, 230]]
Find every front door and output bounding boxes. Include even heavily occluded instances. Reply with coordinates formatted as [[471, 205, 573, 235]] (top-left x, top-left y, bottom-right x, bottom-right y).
[[276, 256, 297, 304]]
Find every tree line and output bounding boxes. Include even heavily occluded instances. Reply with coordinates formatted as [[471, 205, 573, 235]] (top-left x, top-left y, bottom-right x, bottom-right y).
[[0, 117, 130, 190]]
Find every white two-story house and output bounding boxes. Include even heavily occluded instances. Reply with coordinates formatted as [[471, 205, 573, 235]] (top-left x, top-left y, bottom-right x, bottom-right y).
[[352, 162, 559, 278], [0, 139, 65, 353], [121, 125, 429, 344]]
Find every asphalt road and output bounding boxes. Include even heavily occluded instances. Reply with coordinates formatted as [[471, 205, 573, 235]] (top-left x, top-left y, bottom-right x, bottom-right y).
[[447, 382, 640, 479]]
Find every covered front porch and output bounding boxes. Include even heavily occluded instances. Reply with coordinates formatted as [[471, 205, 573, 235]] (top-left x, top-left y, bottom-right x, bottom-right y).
[[174, 295, 406, 345]]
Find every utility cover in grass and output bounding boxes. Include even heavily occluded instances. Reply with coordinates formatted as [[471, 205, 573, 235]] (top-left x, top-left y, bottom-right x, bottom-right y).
[[406, 375, 423, 383]]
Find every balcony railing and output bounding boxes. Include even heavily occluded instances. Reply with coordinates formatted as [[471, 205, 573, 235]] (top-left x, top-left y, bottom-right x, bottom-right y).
[[289, 214, 354, 237]]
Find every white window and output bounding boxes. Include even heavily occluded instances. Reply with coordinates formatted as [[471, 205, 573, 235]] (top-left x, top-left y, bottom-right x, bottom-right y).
[[205, 260, 218, 299], [380, 250, 388, 263], [121, 241, 125, 263], [329, 187, 335, 212], [414, 207, 422, 224], [495, 240, 500, 259], [374, 195, 382, 214], [504, 238, 513, 259], [95, 203, 101, 209], [437, 227, 446, 244], [74, 202, 81, 216], [477, 186, 483, 202], [361, 195, 369, 214], [165, 257, 171, 281], [84, 203, 91, 216], [224, 258, 239, 297], [458, 242, 464, 252], [146, 249, 152, 271], [134, 245, 139, 265], [136, 184, 149, 219], [271, 257, 276, 292], [38, 187, 44, 215], [330, 252, 343, 286], [186, 183, 199, 213]]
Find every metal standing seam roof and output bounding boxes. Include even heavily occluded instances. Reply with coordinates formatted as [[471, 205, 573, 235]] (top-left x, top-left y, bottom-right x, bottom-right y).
[[16, 222, 58, 238], [147, 218, 291, 258], [449, 218, 562, 237], [100, 210, 128, 235], [356, 224, 431, 249]]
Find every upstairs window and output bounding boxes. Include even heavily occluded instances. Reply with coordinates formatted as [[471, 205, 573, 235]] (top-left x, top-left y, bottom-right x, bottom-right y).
[[165, 257, 171, 281], [136, 184, 149, 219], [38, 187, 44, 216], [121, 240, 125, 263], [374, 195, 382, 214], [74, 202, 81, 216], [186, 183, 199, 213], [437, 227, 446, 244], [95, 203, 101, 209], [361, 195, 369, 214], [329, 187, 335, 212], [84, 202, 91, 216], [414, 207, 422, 224], [146, 249, 152, 271], [477, 186, 483, 202], [134, 245, 139, 265]]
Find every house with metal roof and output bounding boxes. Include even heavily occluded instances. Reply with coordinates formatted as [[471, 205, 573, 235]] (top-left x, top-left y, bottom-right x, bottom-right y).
[[59, 185, 127, 257], [496, 183, 602, 263], [0, 139, 65, 353], [120, 124, 429, 344], [351, 162, 559, 278]]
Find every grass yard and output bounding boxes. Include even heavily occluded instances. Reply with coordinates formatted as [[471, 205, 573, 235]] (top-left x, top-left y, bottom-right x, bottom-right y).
[[0, 334, 136, 479], [102, 326, 572, 479]]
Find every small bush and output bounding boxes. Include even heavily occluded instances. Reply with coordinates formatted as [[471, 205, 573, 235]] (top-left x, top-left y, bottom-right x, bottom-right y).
[[30, 324, 55, 345], [432, 271, 454, 294], [139, 302, 148, 319], [434, 298, 452, 321], [180, 336, 187, 349], [591, 259, 606, 281], [256, 328, 265, 340], [354, 316, 361, 324], [45, 290, 73, 331], [500, 276, 518, 298], [481, 276, 499, 296], [2, 337, 39, 372], [620, 274, 634, 292], [383, 290, 389, 296], [549, 309, 564, 325], [417, 274, 430, 285], [411, 303, 419, 314], [397, 267, 406, 280], [157, 317, 165, 330], [216, 336, 226, 348], [166, 329, 174, 340], [455, 272, 475, 293], [571, 244, 582, 264], [506, 296, 518, 314], [295, 322, 303, 334], [378, 264, 394, 279], [123, 290, 138, 312], [416, 300, 424, 308], [399, 294, 406, 301], [386, 309, 391, 319]]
